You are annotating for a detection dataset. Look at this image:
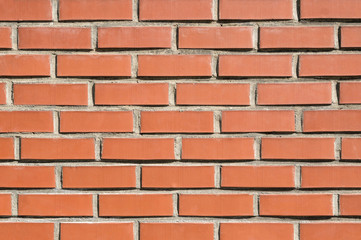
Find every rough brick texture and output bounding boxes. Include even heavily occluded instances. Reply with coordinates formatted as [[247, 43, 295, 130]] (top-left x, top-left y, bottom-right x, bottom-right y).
[[0, 0, 360, 239]]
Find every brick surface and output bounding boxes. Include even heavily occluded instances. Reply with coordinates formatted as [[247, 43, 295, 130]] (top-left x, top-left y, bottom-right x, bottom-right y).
[[0, 111, 53, 133], [176, 83, 250, 106], [14, 84, 88, 106], [102, 138, 175, 160], [0, 138, 14, 160], [0, 0, 361, 236], [61, 223, 134, 240], [221, 166, 295, 188], [259, 194, 333, 216], [179, 194, 253, 216], [300, 223, 361, 240], [182, 138, 254, 160], [140, 223, 214, 240], [303, 110, 361, 132], [219, 0, 293, 20], [139, 0, 213, 21], [18, 27, 91, 50], [299, 54, 361, 77], [260, 27, 334, 49], [261, 138, 335, 160], [220, 223, 294, 240], [0, 0, 52, 21], [179, 27, 253, 49], [342, 138, 361, 160], [18, 194, 93, 217], [301, 0, 361, 19], [0, 27, 11, 49], [257, 82, 332, 105], [59, 0, 132, 21], [57, 55, 132, 77], [222, 110, 295, 133], [60, 111, 133, 133], [138, 55, 212, 77], [0, 55, 50, 77], [219, 55, 293, 77], [0, 223, 54, 240], [142, 166, 214, 189], [95, 83, 169, 106], [341, 26, 361, 48], [99, 194, 173, 217], [98, 27, 172, 49], [21, 138, 95, 160], [301, 166, 361, 188], [62, 166, 136, 189], [141, 111, 213, 133], [0, 166, 55, 188], [339, 82, 361, 104]]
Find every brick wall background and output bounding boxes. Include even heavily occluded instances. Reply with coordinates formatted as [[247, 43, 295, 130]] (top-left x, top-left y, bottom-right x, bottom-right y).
[[0, 0, 360, 239]]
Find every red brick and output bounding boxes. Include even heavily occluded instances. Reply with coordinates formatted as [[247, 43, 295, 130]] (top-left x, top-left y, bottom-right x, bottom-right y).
[[139, 0, 213, 20], [62, 166, 136, 189], [220, 0, 293, 20], [95, 83, 169, 106], [0, 0, 52, 21], [0, 55, 50, 77], [182, 138, 254, 160], [340, 195, 361, 216], [178, 27, 253, 49], [219, 55, 293, 77], [0, 223, 54, 240], [142, 166, 214, 189], [140, 223, 214, 240], [259, 194, 333, 216], [18, 27, 91, 50], [221, 166, 295, 188], [222, 110, 295, 133], [0, 27, 11, 48], [138, 55, 212, 77], [220, 223, 294, 240], [176, 83, 250, 106], [18, 194, 93, 217], [341, 27, 361, 48], [0, 166, 54, 188], [141, 111, 213, 133], [0, 82, 5, 104], [301, 166, 361, 188], [60, 111, 133, 133], [339, 82, 361, 104], [299, 54, 361, 77], [59, 0, 132, 21], [61, 223, 134, 240], [301, 0, 361, 19], [99, 194, 173, 217], [342, 138, 361, 160], [98, 27, 171, 49], [14, 84, 88, 106], [57, 55, 131, 77], [261, 138, 335, 160], [300, 223, 361, 240], [0, 138, 14, 160], [102, 138, 174, 160], [0, 194, 11, 216], [257, 82, 332, 105], [260, 27, 334, 49], [0, 111, 53, 133], [21, 138, 95, 160], [303, 110, 361, 132], [179, 194, 253, 216]]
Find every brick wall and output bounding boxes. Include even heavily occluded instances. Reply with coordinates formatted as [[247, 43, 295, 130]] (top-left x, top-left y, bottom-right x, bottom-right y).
[[0, 0, 360, 239]]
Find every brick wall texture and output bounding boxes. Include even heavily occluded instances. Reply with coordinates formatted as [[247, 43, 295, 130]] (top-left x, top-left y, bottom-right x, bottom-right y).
[[0, 0, 361, 239]]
